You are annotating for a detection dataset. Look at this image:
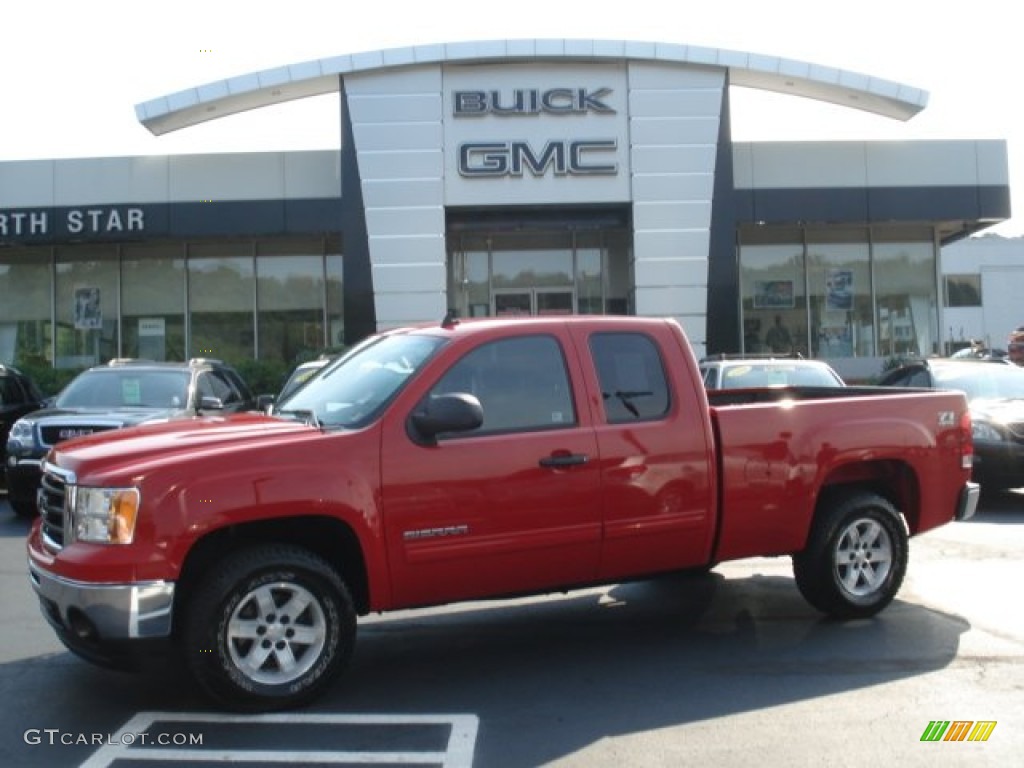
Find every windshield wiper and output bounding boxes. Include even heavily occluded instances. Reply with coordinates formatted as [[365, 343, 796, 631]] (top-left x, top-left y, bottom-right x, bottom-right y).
[[602, 389, 653, 418]]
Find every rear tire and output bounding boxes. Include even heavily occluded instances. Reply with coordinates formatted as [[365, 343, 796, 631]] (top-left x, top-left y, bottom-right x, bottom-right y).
[[183, 544, 356, 712], [793, 491, 908, 619]]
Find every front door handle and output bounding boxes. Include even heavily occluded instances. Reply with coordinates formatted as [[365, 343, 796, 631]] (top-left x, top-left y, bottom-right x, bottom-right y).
[[539, 453, 589, 468]]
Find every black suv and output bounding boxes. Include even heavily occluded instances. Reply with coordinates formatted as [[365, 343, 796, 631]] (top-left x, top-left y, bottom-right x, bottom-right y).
[[1, 364, 49, 493], [5, 358, 256, 517]]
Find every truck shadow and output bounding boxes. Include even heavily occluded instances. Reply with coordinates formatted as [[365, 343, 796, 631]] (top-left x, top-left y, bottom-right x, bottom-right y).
[[331, 568, 968, 765], [0, 569, 970, 766]]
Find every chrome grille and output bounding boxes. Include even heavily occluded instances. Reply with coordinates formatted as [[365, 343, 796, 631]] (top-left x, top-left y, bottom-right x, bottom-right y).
[[39, 464, 74, 551], [39, 424, 116, 447]]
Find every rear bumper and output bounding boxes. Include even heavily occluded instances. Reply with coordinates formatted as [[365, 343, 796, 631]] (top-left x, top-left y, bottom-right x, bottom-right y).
[[956, 482, 980, 521]]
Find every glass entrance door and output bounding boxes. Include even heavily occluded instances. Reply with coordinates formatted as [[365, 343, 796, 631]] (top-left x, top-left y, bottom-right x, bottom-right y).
[[494, 288, 575, 317]]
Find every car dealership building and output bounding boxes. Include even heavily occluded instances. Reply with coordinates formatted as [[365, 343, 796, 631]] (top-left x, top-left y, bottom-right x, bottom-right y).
[[0, 39, 1011, 379]]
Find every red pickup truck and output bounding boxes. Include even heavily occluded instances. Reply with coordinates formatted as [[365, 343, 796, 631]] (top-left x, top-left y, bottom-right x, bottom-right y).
[[27, 316, 979, 711]]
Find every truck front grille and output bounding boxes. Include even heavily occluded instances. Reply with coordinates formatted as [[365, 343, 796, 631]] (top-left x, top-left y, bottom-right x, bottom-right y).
[[39, 465, 72, 551]]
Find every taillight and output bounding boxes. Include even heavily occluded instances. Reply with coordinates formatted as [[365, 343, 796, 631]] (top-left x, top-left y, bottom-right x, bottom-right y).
[[960, 410, 974, 470]]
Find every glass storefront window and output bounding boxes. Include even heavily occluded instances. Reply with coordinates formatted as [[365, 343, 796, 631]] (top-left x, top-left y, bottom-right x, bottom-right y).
[[576, 232, 603, 315], [121, 243, 186, 361], [257, 241, 327, 365], [55, 245, 119, 369], [806, 229, 871, 359], [188, 243, 255, 365], [0, 247, 52, 365], [874, 230, 938, 358], [446, 228, 630, 318], [738, 227, 806, 355], [325, 238, 344, 348], [603, 230, 632, 315], [491, 232, 574, 290], [944, 274, 981, 307], [448, 235, 490, 318]]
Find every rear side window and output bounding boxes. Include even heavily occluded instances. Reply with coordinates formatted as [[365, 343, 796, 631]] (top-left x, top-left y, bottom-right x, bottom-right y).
[[590, 333, 670, 422]]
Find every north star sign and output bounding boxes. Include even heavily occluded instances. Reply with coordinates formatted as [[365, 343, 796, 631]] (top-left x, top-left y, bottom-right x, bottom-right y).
[[0, 206, 144, 237], [453, 86, 619, 178]]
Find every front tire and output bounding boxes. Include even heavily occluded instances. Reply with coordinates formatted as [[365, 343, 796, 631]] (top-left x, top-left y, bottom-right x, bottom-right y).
[[183, 544, 355, 711], [793, 491, 908, 619]]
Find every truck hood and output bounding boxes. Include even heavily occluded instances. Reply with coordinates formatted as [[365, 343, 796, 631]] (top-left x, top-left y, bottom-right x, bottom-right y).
[[48, 413, 319, 478]]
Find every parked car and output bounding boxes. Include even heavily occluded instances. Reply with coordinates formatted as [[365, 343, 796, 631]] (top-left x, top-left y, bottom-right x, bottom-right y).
[[1, 364, 49, 491], [4, 358, 257, 517], [877, 357, 1024, 491], [699, 355, 845, 389], [277, 354, 337, 404]]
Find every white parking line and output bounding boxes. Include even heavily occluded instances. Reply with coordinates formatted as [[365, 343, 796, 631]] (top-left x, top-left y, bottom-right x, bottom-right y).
[[80, 711, 479, 767]]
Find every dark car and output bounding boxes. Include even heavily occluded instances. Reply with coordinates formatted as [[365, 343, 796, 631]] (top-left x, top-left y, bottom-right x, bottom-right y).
[[699, 355, 845, 389], [1, 364, 49, 491], [4, 358, 257, 517], [878, 357, 1024, 491]]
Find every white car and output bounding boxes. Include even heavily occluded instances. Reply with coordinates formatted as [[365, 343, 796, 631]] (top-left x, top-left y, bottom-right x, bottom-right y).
[[699, 356, 845, 390]]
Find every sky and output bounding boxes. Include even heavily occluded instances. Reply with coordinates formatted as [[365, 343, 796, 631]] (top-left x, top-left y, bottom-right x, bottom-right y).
[[2, 0, 1022, 235]]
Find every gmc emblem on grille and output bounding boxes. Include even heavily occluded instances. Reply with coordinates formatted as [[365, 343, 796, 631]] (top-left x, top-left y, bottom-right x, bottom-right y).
[[58, 428, 93, 440]]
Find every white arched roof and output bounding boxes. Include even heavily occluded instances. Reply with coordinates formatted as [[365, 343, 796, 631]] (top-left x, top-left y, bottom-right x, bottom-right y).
[[135, 38, 928, 136]]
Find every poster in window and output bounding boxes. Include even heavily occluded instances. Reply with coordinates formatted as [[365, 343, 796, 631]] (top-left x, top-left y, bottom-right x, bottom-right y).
[[819, 324, 853, 356], [753, 280, 794, 309], [826, 269, 853, 311], [73, 287, 102, 330]]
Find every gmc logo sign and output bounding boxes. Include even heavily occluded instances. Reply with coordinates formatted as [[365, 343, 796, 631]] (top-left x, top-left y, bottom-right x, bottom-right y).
[[458, 140, 618, 177], [58, 428, 94, 440]]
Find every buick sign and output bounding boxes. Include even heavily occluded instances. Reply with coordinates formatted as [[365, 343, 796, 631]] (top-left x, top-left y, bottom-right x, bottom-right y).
[[453, 88, 616, 116]]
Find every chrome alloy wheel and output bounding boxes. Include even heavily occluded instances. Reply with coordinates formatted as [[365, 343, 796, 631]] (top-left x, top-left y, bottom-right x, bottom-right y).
[[833, 517, 893, 597], [226, 581, 327, 686]]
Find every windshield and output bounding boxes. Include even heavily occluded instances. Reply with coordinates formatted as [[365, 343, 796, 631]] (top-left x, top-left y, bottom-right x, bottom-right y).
[[278, 333, 445, 427], [56, 369, 191, 409], [932, 364, 1024, 401]]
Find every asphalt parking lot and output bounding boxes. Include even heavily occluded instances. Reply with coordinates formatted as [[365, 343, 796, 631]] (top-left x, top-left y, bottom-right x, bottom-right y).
[[1, 490, 1022, 767]]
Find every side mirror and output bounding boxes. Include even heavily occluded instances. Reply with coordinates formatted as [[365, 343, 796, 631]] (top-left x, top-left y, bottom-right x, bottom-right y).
[[198, 395, 225, 412], [410, 393, 483, 442], [256, 393, 276, 414]]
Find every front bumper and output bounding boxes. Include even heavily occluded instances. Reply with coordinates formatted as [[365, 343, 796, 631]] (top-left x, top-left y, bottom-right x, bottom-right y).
[[956, 482, 980, 521], [28, 558, 175, 641]]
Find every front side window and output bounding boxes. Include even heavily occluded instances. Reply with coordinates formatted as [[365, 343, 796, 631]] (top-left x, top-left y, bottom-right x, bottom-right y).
[[589, 333, 670, 422], [198, 370, 243, 405], [429, 335, 576, 435]]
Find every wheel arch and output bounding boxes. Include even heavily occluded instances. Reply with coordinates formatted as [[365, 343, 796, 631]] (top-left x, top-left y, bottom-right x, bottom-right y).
[[174, 515, 370, 629], [816, 458, 919, 536]]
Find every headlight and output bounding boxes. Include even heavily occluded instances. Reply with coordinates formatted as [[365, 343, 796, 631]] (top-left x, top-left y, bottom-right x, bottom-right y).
[[972, 422, 1004, 442], [72, 487, 140, 544], [9, 419, 35, 442]]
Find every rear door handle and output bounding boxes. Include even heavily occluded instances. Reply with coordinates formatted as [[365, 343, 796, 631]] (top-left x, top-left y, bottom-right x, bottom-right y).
[[539, 453, 589, 468]]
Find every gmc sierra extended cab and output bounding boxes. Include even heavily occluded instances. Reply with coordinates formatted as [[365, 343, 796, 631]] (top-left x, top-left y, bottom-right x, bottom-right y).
[[27, 316, 979, 711]]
